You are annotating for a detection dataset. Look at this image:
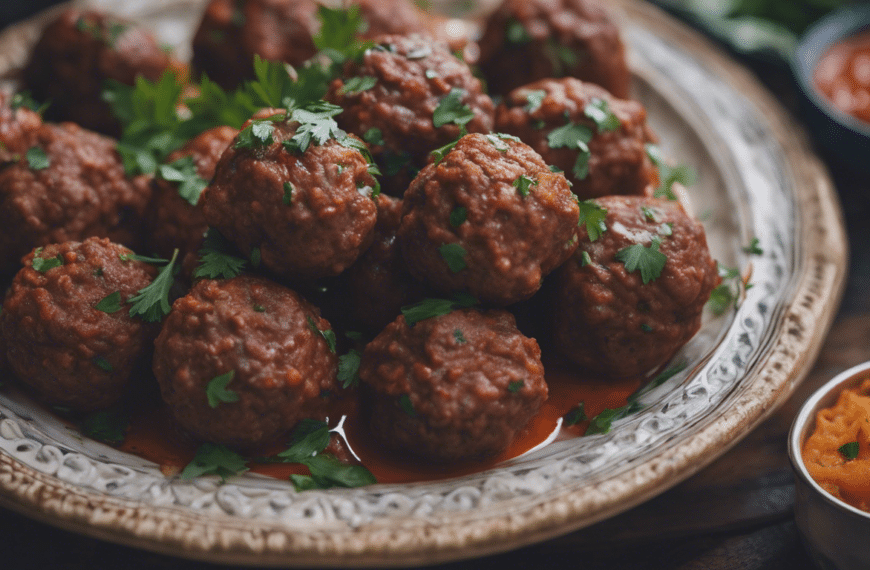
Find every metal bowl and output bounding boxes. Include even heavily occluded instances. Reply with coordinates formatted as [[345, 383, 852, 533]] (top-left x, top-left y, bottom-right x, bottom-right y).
[[789, 361, 870, 570]]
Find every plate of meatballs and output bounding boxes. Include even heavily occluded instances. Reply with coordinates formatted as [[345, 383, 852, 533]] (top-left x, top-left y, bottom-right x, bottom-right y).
[[0, 0, 847, 566]]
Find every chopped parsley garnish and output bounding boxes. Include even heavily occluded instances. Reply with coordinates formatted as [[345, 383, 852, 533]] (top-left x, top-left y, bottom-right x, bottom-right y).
[[708, 263, 742, 315], [253, 304, 266, 312], [75, 16, 128, 48], [399, 394, 416, 417], [547, 121, 593, 179], [615, 238, 667, 284], [95, 291, 123, 314], [438, 243, 467, 273], [743, 238, 763, 255], [640, 323, 653, 332], [563, 403, 588, 426], [157, 155, 208, 206], [513, 175, 538, 197], [81, 408, 129, 446], [543, 39, 579, 75], [425, 69, 438, 79], [580, 251, 592, 267], [433, 88, 474, 128], [25, 146, 50, 170], [93, 356, 113, 372], [645, 143, 696, 200], [338, 75, 377, 95], [313, 5, 366, 57], [337, 350, 361, 389], [585, 407, 622, 435], [401, 293, 478, 326], [249, 247, 261, 268], [839, 441, 860, 461], [127, 249, 179, 322], [507, 380, 524, 393], [195, 228, 247, 279], [10, 91, 49, 115], [181, 443, 249, 482], [641, 206, 660, 223], [307, 316, 337, 353], [430, 137, 460, 165], [584, 98, 620, 132], [577, 200, 608, 241], [283, 101, 344, 153], [486, 133, 520, 152], [31, 248, 63, 273], [206, 371, 239, 408], [505, 18, 531, 44], [523, 89, 547, 113], [449, 206, 467, 227], [296, 453, 377, 491], [363, 127, 384, 146], [453, 329, 467, 344], [283, 181, 294, 205], [235, 116, 280, 149]]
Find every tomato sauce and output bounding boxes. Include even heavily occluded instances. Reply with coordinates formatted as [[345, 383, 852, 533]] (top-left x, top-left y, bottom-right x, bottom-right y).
[[116, 358, 645, 485], [814, 30, 870, 124]]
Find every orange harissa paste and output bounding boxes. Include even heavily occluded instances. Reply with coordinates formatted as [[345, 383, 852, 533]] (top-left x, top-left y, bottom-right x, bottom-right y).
[[803, 376, 870, 511]]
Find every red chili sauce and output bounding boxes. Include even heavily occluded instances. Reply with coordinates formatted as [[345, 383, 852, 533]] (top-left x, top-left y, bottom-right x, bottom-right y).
[[814, 30, 870, 124], [118, 358, 645, 484]]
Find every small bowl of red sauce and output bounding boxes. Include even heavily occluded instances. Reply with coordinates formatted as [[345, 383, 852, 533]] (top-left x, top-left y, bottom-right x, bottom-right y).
[[793, 4, 870, 170], [789, 361, 870, 570]]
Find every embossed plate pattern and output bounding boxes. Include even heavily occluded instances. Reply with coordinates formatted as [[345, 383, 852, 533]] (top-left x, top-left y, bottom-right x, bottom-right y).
[[0, 0, 847, 566]]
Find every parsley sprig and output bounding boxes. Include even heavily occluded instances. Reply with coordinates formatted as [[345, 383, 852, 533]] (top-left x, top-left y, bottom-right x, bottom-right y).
[[645, 144, 696, 200], [615, 237, 667, 284], [127, 249, 179, 322], [577, 200, 608, 241], [195, 228, 247, 280], [433, 88, 474, 128], [400, 293, 478, 326], [547, 120, 593, 179], [157, 155, 208, 206]]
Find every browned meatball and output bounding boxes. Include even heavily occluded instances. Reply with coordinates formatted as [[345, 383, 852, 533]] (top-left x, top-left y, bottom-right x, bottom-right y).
[[0, 122, 152, 273], [1, 238, 158, 411], [553, 195, 720, 378], [146, 126, 238, 278], [398, 133, 579, 305], [191, 0, 319, 89], [0, 92, 43, 154], [495, 78, 659, 199], [344, 194, 428, 332], [22, 9, 172, 135], [360, 308, 546, 462], [352, 0, 428, 39], [153, 275, 340, 449], [478, 0, 631, 99], [201, 109, 378, 279], [325, 34, 494, 195]]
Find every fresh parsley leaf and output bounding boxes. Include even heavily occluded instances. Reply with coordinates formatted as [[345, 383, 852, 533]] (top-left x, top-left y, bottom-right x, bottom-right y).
[[249, 247, 261, 268], [645, 143, 696, 200], [303, 453, 377, 488], [10, 91, 49, 115], [80, 409, 129, 445], [615, 238, 667, 284], [158, 155, 208, 206], [743, 238, 763, 255], [127, 249, 179, 322], [508, 380, 524, 393], [235, 117, 280, 149], [453, 329, 467, 344], [505, 18, 531, 44], [708, 263, 742, 315], [547, 120, 593, 180], [339, 75, 377, 95], [433, 88, 474, 128], [580, 251, 592, 267], [363, 127, 384, 146], [273, 419, 331, 463], [577, 200, 608, 241], [438, 243, 467, 273], [284, 101, 344, 153], [119, 253, 168, 264], [523, 89, 547, 113], [400, 293, 478, 326], [485, 133, 520, 152], [399, 394, 416, 417], [449, 206, 467, 227], [31, 248, 63, 272], [584, 98, 620, 132], [307, 316, 337, 353], [314, 5, 364, 54], [195, 228, 247, 279], [563, 402, 588, 426], [338, 350, 361, 389], [430, 137, 460, 164], [26, 146, 49, 170], [206, 370, 239, 408], [513, 175, 538, 197], [95, 291, 123, 313], [283, 181, 294, 205], [93, 356, 114, 372], [181, 443, 248, 482], [585, 408, 620, 435], [839, 441, 859, 461]]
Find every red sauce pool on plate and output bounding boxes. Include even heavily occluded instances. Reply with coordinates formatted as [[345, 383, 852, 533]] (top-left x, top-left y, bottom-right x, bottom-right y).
[[814, 30, 870, 124]]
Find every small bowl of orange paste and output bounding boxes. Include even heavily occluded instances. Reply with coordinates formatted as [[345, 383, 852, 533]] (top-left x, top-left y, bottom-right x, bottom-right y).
[[793, 4, 870, 171], [789, 361, 870, 570]]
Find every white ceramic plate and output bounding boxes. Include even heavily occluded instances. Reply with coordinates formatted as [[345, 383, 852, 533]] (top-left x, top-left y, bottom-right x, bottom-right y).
[[0, 0, 847, 566]]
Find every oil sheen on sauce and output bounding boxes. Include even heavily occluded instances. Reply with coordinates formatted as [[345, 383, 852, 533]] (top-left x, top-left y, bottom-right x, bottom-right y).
[[118, 356, 645, 485], [814, 30, 870, 124]]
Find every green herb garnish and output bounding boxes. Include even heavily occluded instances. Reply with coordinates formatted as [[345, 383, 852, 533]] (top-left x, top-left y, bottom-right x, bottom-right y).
[[195, 228, 247, 279], [206, 370, 239, 408], [615, 238, 667, 284], [81, 409, 129, 445], [839, 441, 859, 461], [127, 249, 179, 322], [338, 75, 377, 95], [743, 238, 763, 255], [25, 146, 49, 170], [400, 293, 478, 326], [513, 175, 538, 198], [157, 155, 208, 206], [181, 443, 249, 482], [577, 200, 608, 241], [95, 291, 123, 314], [31, 248, 63, 273], [337, 350, 361, 389], [584, 98, 620, 132], [523, 89, 547, 113], [645, 143, 696, 200], [438, 243, 467, 273], [307, 316, 337, 353], [433, 88, 474, 128]]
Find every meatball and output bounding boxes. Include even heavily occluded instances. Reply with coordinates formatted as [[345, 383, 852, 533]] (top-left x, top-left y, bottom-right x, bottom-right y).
[[201, 109, 378, 279], [325, 34, 494, 196], [352, 0, 428, 39], [553, 195, 720, 378], [344, 194, 428, 332], [478, 0, 631, 98], [398, 133, 579, 305], [0, 122, 152, 273], [495, 78, 659, 198], [153, 275, 340, 449], [191, 0, 319, 89], [1, 238, 158, 411], [146, 126, 238, 278], [359, 308, 547, 462], [0, 91, 43, 154], [22, 9, 172, 135]]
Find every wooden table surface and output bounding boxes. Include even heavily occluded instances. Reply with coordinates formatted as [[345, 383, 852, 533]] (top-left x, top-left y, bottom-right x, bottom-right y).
[[1, 2, 868, 569]]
